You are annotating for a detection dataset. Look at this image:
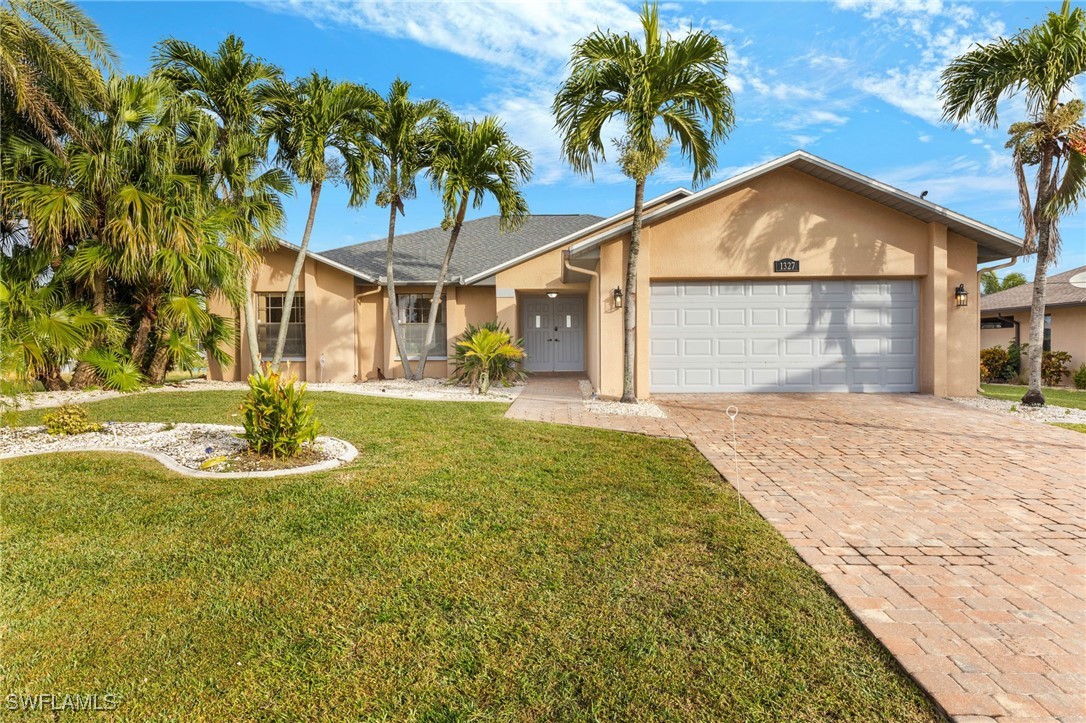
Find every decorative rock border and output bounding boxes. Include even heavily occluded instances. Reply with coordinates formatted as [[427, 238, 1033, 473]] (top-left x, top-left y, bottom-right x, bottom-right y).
[[0, 423, 358, 479]]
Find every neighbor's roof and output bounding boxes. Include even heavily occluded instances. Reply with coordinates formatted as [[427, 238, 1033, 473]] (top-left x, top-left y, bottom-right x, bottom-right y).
[[320, 214, 604, 283], [567, 150, 1024, 263], [981, 265, 1086, 312]]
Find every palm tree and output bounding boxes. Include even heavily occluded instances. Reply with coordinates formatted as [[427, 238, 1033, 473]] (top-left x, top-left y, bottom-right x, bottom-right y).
[[417, 114, 531, 378], [260, 73, 378, 368], [941, 0, 1086, 406], [0, 0, 116, 149], [553, 2, 735, 402], [368, 78, 447, 379], [153, 35, 288, 372]]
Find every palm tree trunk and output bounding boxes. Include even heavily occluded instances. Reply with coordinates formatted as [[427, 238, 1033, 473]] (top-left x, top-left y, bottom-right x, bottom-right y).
[[1022, 144, 1058, 407], [38, 366, 68, 391], [243, 272, 261, 373], [621, 178, 646, 403], [271, 180, 321, 369], [129, 313, 153, 363], [416, 195, 467, 379], [147, 344, 170, 385], [386, 200, 415, 380]]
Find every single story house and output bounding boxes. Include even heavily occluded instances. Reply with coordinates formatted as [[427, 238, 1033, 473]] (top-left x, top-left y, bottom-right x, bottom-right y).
[[208, 150, 1023, 398], [980, 265, 1086, 379]]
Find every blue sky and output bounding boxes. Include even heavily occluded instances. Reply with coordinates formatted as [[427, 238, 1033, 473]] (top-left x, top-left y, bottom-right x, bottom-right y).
[[82, 0, 1084, 279]]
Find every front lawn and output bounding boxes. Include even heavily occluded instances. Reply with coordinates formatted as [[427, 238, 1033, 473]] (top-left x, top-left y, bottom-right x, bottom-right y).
[[980, 383, 1086, 410], [2, 392, 938, 721], [1051, 422, 1086, 434]]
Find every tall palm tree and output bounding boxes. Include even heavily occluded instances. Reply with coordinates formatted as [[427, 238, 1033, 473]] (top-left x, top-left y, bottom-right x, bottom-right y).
[[260, 73, 378, 368], [153, 34, 288, 372], [417, 114, 531, 378], [0, 0, 116, 149], [941, 1, 1086, 406], [553, 2, 735, 402], [368, 78, 447, 379]]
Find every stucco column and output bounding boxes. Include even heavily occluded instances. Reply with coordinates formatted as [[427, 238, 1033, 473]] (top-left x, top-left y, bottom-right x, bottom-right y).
[[599, 239, 626, 399], [635, 225, 652, 399], [920, 222, 948, 396], [445, 287, 465, 357], [496, 288, 517, 339], [302, 258, 317, 382]]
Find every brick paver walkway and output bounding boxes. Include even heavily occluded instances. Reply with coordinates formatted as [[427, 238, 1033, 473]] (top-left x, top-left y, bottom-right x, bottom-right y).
[[507, 378, 1086, 722], [504, 374, 685, 438], [660, 394, 1085, 723]]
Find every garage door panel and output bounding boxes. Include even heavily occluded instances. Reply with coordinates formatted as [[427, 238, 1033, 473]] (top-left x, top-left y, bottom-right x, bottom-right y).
[[650, 279, 919, 393]]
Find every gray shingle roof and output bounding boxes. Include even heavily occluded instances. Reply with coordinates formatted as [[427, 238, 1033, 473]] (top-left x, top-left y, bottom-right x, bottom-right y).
[[981, 265, 1086, 312], [320, 214, 604, 283]]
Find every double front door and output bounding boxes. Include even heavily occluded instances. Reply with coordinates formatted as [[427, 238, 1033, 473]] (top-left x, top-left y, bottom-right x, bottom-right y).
[[522, 296, 585, 372]]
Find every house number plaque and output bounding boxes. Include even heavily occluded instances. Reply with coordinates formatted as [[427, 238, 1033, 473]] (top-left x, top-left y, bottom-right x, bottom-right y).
[[773, 258, 799, 273]]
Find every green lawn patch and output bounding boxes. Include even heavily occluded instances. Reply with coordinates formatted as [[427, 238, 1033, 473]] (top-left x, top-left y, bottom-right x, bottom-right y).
[[980, 383, 1086, 410], [3, 392, 939, 720], [1051, 422, 1086, 433]]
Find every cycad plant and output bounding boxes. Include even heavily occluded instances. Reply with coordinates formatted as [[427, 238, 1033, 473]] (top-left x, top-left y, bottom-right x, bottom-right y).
[[453, 325, 525, 395]]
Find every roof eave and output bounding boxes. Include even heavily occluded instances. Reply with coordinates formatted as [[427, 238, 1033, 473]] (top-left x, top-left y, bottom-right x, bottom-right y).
[[277, 240, 378, 283]]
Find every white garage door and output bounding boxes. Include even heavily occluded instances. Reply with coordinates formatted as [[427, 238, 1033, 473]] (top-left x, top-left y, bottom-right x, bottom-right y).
[[649, 280, 919, 393]]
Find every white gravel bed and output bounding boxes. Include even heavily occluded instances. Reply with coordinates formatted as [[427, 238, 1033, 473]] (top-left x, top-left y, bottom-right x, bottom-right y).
[[949, 396, 1086, 424], [578, 379, 668, 418], [9, 376, 522, 410], [0, 422, 355, 476]]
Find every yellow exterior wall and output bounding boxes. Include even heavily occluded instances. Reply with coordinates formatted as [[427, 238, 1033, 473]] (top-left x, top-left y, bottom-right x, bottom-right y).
[[593, 168, 983, 398], [979, 306, 1086, 385]]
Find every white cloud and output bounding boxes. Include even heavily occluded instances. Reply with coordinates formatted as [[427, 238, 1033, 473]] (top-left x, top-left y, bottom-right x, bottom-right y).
[[875, 154, 1019, 212], [918, 134, 932, 142], [835, 1, 1009, 128], [778, 109, 850, 131], [259, 0, 645, 76], [749, 77, 822, 101], [792, 134, 819, 148]]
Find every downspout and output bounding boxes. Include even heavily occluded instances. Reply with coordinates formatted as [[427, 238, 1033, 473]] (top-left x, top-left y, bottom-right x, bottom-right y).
[[564, 251, 601, 394]]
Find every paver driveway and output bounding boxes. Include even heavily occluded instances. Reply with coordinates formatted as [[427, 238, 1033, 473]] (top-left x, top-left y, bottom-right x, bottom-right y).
[[658, 393, 1086, 723]]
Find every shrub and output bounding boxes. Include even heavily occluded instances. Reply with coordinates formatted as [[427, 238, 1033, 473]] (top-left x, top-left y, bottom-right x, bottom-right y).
[[238, 367, 320, 459], [1041, 350, 1072, 387], [451, 321, 526, 393], [979, 346, 1011, 383], [454, 325, 526, 395], [1073, 363, 1086, 390], [1006, 341, 1023, 380], [42, 404, 101, 435]]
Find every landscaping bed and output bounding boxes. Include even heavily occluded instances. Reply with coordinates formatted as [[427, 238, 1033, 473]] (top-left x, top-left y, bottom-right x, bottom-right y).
[[0, 422, 356, 477]]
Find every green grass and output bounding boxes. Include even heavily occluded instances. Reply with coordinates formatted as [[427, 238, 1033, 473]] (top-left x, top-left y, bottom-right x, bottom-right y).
[[980, 383, 1086, 410], [1051, 422, 1086, 433], [2, 392, 939, 721]]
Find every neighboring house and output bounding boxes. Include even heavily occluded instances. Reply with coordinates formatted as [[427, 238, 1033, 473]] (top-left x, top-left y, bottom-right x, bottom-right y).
[[980, 265, 1086, 381], [209, 150, 1022, 398]]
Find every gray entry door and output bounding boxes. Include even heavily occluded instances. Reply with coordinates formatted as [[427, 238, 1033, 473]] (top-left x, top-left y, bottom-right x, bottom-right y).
[[523, 296, 585, 372]]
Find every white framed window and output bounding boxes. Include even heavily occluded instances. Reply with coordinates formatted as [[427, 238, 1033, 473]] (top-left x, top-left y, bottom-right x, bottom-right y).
[[257, 293, 305, 359], [397, 294, 446, 358]]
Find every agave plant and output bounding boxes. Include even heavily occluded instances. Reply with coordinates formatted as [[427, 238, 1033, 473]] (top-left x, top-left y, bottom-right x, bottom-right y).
[[452, 324, 525, 395]]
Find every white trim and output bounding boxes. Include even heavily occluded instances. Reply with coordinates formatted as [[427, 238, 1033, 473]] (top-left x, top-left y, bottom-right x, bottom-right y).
[[277, 240, 378, 282], [460, 187, 692, 284], [566, 150, 1023, 258], [394, 356, 449, 361]]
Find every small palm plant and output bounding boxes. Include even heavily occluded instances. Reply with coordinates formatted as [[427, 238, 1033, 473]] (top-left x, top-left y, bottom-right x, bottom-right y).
[[453, 326, 525, 395]]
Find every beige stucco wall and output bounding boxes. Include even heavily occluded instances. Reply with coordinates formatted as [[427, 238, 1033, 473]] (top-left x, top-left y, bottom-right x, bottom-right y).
[[210, 247, 361, 383], [980, 305, 1086, 385], [592, 168, 983, 398]]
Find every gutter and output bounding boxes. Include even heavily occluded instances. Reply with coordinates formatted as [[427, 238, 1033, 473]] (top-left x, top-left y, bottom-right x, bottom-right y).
[[563, 251, 602, 394]]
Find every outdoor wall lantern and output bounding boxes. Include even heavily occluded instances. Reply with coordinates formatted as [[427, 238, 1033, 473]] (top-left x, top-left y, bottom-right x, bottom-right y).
[[612, 287, 624, 309], [546, 291, 558, 299], [954, 284, 968, 308]]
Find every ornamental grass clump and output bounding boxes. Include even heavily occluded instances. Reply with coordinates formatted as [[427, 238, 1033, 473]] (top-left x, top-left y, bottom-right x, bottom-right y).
[[238, 367, 320, 459], [42, 404, 101, 435]]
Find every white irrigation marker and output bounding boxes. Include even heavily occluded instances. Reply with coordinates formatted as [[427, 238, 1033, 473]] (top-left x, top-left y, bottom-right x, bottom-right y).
[[725, 405, 741, 511]]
